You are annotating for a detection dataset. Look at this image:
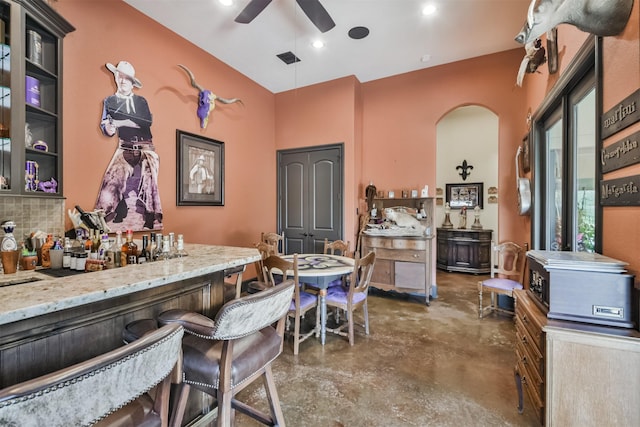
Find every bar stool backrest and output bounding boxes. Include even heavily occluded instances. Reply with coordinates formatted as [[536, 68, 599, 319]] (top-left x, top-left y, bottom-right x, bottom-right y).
[[0, 324, 183, 427]]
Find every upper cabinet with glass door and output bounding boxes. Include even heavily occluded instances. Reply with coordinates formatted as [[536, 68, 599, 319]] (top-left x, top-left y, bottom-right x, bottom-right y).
[[0, 0, 74, 197]]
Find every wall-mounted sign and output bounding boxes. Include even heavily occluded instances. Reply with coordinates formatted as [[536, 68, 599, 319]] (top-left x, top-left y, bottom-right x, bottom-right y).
[[601, 130, 640, 173], [600, 175, 640, 206], [601, 89, 640, 140]]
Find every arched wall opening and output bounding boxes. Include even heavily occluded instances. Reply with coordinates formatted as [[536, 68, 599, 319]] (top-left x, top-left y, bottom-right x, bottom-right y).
[[436, 105, 499, 241]]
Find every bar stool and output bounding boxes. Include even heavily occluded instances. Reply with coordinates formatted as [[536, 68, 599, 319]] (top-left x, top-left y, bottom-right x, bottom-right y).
[[125, 280, 295, 427], [0, 324, 183, 427]]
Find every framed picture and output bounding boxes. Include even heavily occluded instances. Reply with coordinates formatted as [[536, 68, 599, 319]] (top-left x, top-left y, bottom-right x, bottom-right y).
[[176, 130, 224, 206], [445, 182, 483, 209], [522, 133, 531, 173]]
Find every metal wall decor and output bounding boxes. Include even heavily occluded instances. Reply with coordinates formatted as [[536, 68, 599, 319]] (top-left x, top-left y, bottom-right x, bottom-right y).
[[601, 130, 640, 173], [455, 160, 473, 181], [600, 175, 640, 206], [601, 89, 640, 140]]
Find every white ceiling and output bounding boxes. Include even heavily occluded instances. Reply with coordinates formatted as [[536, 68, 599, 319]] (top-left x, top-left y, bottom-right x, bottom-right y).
[[124, 0, 532, 93]]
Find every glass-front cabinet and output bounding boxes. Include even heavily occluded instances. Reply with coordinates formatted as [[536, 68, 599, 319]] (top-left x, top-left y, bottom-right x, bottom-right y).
[[0, 0, 73, 197]]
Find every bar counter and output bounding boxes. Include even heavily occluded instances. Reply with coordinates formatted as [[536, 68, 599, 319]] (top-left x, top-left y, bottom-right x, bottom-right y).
[[0, 243, 260, 398], [0, 243, 259, 326]]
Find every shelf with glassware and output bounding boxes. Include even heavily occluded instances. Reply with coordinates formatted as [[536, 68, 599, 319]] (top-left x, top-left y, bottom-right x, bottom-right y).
[[0, 0, 73, 197]]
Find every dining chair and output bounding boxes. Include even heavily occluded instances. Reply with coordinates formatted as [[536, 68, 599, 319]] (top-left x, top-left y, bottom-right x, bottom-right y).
[[478, 241, 525, 319], [264, 253, 319, 355], [223, 264, 246, 301], [304, 238, 353, 295], [157, 281, 295, 427], [0, 323, 183, 427], [246, 241, 277, 294], [325, 251, 376, 345], [261, 231, 285, 255]]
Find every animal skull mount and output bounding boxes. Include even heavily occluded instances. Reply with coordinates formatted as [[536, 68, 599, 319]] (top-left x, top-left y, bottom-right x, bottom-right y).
[[515, 0, 634, 46], [178, 64, 243, 129]]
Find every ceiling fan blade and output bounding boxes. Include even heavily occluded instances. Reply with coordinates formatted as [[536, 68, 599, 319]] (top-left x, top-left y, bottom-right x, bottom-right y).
[[296, 0, 336, 33], [235, 0, 272, 24]]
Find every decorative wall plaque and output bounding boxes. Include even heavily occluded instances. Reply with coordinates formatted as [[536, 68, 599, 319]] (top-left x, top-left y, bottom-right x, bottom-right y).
[[601, 130, 640, 173], [600, 175, 640, 206], [601, 89, 640, 140]]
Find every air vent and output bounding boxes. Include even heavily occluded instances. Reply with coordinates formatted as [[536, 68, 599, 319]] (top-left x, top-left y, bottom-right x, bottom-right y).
[[348, 26, 369, 40], [277, 51, 300, 65]]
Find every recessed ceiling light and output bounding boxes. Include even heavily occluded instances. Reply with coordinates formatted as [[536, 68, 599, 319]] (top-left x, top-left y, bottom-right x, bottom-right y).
[[312, 40, 325, 49], [421, 54, 431, 62], [219, 0, 233, 6], [422, 4, 437, 16]]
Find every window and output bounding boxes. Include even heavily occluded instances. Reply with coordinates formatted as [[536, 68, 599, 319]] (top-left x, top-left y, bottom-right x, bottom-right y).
[[532, 36, 600, 253]]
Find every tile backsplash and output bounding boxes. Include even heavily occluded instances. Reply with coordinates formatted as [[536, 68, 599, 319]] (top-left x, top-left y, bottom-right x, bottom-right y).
[[0, 196, 65, 243]]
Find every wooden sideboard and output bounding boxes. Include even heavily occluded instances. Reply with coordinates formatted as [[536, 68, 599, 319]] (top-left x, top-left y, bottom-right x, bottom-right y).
[[436, 228, 492, 274], [361, 234, 434, 305], [514, 289, 640, 426], [545, 324, 640, 426], [514, 289, 547, 424]]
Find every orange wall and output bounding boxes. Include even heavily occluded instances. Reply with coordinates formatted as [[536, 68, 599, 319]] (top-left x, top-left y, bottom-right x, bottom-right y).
[[520, 4, 640, 280], [55, 0, 277, 248], [361, 50, 530, 246], [601, 4, 640, 280], [275, 76, 361, 243]]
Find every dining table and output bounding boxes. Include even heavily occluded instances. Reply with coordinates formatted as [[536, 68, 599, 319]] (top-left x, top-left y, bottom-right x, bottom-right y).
[[278, 254, 354, 345]]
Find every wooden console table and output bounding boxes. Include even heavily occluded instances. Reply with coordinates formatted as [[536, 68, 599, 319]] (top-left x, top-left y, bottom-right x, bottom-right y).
[[361, 234, 434, 305], [436, 228, 492, 274]]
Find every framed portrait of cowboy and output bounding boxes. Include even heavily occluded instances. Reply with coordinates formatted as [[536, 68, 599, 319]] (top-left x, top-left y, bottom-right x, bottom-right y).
[[176, 130, 224, 206]]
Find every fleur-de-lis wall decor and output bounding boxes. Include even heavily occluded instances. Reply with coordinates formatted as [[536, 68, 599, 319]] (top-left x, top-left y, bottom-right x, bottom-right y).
[[456, 160, 473, 181]]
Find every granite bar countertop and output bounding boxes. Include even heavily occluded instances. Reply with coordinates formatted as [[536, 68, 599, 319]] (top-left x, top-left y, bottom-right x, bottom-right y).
[[0, 244, 260, 326]]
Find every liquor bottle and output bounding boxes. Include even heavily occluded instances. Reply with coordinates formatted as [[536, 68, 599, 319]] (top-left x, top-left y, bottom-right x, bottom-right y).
[[158, 235, 173, 261], [121, 229, 138, 266], [84, 229, 93, 255], [138, 235, 149, 264], [175, 234, 188, 258], [148, 232, 157, 262], [153, 233, 163, 261], [168, 232, 177, 259], [98, 233, 110, 260], [62, 237, 72, 268], [90, 230, 101, 259]]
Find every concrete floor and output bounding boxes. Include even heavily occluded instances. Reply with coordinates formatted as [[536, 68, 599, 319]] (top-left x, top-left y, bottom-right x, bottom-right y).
[[232, 270, 541, 426]]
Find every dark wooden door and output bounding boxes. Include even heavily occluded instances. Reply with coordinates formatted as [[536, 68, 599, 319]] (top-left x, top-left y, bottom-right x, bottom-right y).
[[277, 144, 343, 254]]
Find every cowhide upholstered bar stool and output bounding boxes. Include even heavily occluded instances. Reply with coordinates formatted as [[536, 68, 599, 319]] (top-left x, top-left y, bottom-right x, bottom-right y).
[[157, 280, 295, 427], [0, 323, 183, 427]]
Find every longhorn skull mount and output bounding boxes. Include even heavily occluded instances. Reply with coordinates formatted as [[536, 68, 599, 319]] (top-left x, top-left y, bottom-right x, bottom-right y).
[[178, 64, 243, 129]]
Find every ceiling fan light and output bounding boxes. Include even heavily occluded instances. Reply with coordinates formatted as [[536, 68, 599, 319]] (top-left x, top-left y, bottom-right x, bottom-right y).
[[312, 40, 325, 49]]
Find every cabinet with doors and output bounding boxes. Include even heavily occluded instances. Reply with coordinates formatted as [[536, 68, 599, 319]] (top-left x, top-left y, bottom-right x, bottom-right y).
[[0, 0, 74, 197], [436, 228, 492, 274], [361, 197, 435, 304]]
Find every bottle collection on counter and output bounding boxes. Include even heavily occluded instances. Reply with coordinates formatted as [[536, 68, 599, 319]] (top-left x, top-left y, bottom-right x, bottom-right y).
[[1, 219, 189, 275]]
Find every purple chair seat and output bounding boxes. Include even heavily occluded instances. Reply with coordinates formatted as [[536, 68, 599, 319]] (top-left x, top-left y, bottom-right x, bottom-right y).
[[290, 290, 317, 311], [481, 277, 523, 291], [326, 287, 367, 305]]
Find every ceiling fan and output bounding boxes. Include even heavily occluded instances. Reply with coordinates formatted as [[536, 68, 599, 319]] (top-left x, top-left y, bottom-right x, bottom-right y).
[[235, 0, 336, 33]]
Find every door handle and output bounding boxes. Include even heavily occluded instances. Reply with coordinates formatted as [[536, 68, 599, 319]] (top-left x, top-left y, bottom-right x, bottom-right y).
[[301, 233, 308, 237], [308, 233, 314, 237]]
